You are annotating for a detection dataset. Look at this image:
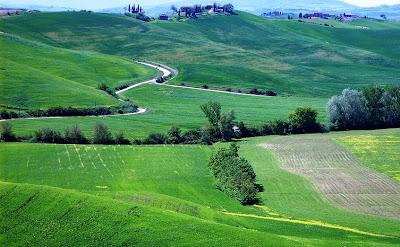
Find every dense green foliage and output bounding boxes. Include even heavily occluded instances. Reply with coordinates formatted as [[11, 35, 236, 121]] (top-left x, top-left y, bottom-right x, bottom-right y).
[[327, 86, 400, 130], [288, 107, 322, 134], [93, 123, 114, 144], [201, 101, 235, 141], [0, 122, 16, 142], [209, 144, 259, 204], [0, 101, 138, 120]]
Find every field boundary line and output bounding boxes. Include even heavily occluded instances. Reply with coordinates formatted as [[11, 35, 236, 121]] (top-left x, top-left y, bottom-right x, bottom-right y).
[[222, 212, 392, 238]]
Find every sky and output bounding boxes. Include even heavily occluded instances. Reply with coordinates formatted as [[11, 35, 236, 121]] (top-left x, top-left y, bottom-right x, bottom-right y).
[[342, 0, 400, 7], [1, 0, 400, 9]]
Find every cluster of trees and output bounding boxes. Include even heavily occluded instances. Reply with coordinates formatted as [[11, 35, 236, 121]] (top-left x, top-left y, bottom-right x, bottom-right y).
[[249, 88, 277, 96], [236, 107, 323, 138], [33, 123, 131, 145], [175, 3, 235, 18], [135, 102, 236, 145], [0, 101, 137, 120], [209, 144, 261, 205], [0, 122, 129, 145], [327, 86, 400, 130]]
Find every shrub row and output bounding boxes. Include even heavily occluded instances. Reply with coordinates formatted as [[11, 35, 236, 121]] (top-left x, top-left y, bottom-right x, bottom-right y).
[[0, 101, 138, 120], [208, 144, 261, 205], [249, 88, 277, 96], [31, 123, 129, 145], [98, 83, 117, 98]]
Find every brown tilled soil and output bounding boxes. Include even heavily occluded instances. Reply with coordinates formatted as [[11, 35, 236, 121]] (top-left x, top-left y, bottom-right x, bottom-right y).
[[262, 135, 400, 219]]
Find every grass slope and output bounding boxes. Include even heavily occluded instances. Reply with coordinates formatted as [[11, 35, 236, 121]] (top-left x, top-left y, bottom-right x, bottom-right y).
[[336, 129, 400, 182], [1, 132, 399, 245], [2, 12, 399, 97], [7, 84, 327, 139], [0, 182, 296, 247], [0, 32, 157, 109]]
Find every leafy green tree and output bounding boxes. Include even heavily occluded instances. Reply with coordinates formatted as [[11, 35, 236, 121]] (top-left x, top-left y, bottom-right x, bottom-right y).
[[167, 126, 182, 144], [220, 110, 235, 140], [289, 107, 321, 133], [208, 144, 259, 205], [93, 123, 114, 144], [114, 130, 130, 145], [64, 125, 88, 144], [362, 86, 385, 128], [201, 101, 235, 141], [327, 89, 369, 130], [144, 133, 168, 144], [34, 128, 64, 143], [1, 122, 16, 142]]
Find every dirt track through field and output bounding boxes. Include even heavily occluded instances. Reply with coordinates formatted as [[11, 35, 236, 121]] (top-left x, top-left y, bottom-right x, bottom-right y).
[[262, 135, 400, 219]]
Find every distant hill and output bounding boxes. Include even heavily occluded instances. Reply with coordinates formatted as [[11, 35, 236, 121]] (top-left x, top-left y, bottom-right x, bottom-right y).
[[354, 4, 400, 19]]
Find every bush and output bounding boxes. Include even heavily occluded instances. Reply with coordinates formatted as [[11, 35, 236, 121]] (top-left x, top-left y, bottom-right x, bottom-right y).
[[136, 13, 151, 22], [33, 128, 65, 143], [114, 130, 130, 145], [1, 122, 17, 142], [0, 110, 11, 120], [288, 107, 321, 134], [112, 100, 138, 114], [64, 125, 88, 144], [202, 85, 209, 89], [144, 133, 168, 144], [260, 120, 291, 135], [98, 83, 117, 98], [167, 126, 182, 144], [208, 144, 260, 205], [93, 123, 114, 144]]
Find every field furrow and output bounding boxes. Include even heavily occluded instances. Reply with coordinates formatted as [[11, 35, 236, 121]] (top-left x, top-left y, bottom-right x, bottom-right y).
[[262, 135, 400, 219]]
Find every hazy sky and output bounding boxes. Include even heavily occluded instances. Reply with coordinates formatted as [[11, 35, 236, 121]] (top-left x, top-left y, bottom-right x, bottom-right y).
[[1, 0, 400, 9], [342, 0, 400, 7]]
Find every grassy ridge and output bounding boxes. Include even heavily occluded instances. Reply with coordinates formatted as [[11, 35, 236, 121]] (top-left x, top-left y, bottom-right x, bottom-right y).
[[7, 84, 328, 139], [0, 182, 298, 247], [0, 32, 157, 109], [2, 12, 399, 97]]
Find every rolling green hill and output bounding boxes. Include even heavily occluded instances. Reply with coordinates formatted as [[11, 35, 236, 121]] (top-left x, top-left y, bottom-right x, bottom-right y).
[[1, 130, 400, 246], [2, 11, 399, 97], [0, 32, 157, 109], [0, 182, 298, 247]]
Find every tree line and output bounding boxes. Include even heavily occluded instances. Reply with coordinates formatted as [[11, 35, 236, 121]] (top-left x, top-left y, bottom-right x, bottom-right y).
[[1, 85, 398, 144], [327, 85, 400, 130], [0, 101, 137, 120]]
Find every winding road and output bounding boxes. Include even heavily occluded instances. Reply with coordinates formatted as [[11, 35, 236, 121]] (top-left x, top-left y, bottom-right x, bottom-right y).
[[2, 60, 270, 122]]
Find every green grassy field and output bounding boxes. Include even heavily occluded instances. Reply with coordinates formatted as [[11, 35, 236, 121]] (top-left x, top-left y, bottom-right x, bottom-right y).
[[2, 11, 399, 97], [1, 10, 400, 246], [0, 32, 158, 109], [1, 182, 298, 247], [1, 130, 400, 246], [336, 131, 400, 182], [7, 84, 328, 139]]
